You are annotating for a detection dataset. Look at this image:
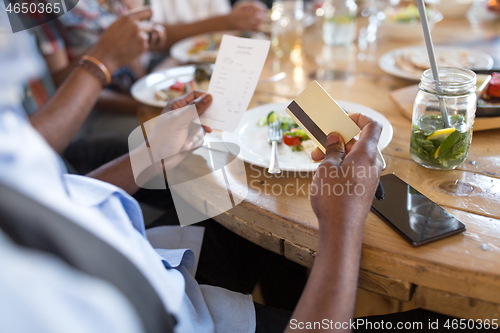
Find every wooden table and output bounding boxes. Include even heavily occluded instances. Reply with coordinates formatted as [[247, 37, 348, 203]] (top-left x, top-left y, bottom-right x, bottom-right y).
[[141, 12, 500, 320]]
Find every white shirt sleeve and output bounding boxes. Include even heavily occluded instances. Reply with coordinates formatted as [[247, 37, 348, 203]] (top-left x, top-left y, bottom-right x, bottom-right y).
[[151, 0, 231, 24], [0, 232, 145, 333], [208, 0, 232, 17]]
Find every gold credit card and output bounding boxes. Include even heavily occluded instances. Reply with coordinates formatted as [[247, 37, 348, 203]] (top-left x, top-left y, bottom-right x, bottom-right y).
[[286, 81, 360, 153]]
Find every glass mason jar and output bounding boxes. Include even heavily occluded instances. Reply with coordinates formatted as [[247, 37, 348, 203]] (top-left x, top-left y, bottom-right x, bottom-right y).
[[322, 0, 357, 46], [410, 67, 477, 170]]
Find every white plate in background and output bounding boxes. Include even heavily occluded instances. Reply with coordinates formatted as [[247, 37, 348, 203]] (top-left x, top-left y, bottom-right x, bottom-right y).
[[379, 46, 494, 81], [170, 31, 268, 64], [131, 65, 212, 108]]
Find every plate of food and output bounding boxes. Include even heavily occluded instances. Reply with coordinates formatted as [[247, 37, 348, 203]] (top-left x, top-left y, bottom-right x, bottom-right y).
[[378, 4, 443, 41], [476, 71, 500, 117], [379, 46, 494, 81], [170, 31, 269, 63], [221, 101, 393, 172], [131, 65, 213, 108], [432, 0, 474, 18]]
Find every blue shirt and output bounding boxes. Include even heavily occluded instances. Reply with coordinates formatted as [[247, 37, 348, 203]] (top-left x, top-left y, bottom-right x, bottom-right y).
[[0, 21, 255, 333]]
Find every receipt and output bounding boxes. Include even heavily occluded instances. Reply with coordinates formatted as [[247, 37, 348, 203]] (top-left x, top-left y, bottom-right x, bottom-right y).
[[199, 35, 270, 132]]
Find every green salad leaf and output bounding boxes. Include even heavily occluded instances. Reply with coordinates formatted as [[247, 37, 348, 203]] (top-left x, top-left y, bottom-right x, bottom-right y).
[[257, 111, 299, 132]]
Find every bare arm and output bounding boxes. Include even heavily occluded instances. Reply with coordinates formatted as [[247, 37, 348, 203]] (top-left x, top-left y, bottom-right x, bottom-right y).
[[162, 15, 233, 49], [286, 214, 366, 332], [87, 153, 141, 194], [29, 10, 152, 153], [47, 61, 140, 116], [159, 1, 267, 50], [29, 64, 103, 154], [42, 50, 72, 86], [285, 115, 383, 332]]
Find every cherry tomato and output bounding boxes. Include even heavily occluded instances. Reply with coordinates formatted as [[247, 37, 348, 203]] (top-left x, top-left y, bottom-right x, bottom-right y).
[[283, 134, 301, 147], [170, 81, 184, 92]]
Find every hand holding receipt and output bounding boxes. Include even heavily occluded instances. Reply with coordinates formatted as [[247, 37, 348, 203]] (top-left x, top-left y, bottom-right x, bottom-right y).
[[199, 35, 271, 132]]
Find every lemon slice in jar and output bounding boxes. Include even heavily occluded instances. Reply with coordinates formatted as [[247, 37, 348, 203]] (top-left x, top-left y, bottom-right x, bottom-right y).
[[426, 128, 456, 141], [426, 128, 456, 158]]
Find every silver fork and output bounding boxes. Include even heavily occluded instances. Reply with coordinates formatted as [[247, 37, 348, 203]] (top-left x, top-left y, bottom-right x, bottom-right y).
[[267, 120, 282, 174]]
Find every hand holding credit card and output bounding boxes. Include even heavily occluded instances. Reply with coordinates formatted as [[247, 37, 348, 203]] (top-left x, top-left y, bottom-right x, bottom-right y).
[[286, 81, 361, 153]]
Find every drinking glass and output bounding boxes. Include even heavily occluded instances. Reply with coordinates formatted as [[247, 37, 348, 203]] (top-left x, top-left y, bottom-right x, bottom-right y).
[[322, 0, 357, 46], [271, 0, 304, 63]]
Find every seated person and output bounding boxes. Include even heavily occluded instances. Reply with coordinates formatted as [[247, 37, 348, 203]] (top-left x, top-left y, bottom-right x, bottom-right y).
[[0, 13, 384, 333], [10, 3, 308, 310], [27, 2, 266, 171], [29, 6, 156, 114], [24, 9, 154, 174], [32, 1, 267, 87], [1, 13, 483, 333]]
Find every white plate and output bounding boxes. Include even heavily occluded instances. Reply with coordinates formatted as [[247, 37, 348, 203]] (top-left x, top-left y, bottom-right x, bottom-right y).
[[378, 9, 442, 42], [222, 101, 394, 172], [131, 65, 211, 108], [170, 31, 268, 64], [379, 46, 494, 81]]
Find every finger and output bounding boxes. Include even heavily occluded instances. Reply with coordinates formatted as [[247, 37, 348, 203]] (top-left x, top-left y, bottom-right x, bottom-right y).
[[148, 31, 158, 48], [165, 91, 211, 115], [348, 113, 377, 133], [147, 32, 154, 46], [347, 113, 382, 150], [345, 137, 357, 154], [202, 125, 213, 133], [311, 147, 325, 162], [190, 93, 213, 115], [153, 24, 166, 47], [165, 97, 187, 112], [153, 23, 165, 32], [350, 120, 382, 158], [172, 99, 188, 109], [170, 93, 212, 124], [166, 90, 200, 112], [137, 20, 154, 32], [191, 89, 208, 100], [323, 132, 346, 167], [312, 135, 357, 162], [179, 90, 202, 105], [139, 31, 149, 49], [126, 6, 152, 21]]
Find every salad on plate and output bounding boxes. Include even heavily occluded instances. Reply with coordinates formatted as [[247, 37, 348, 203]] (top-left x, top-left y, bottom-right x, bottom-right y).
[[258, 111, 317, 155]]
